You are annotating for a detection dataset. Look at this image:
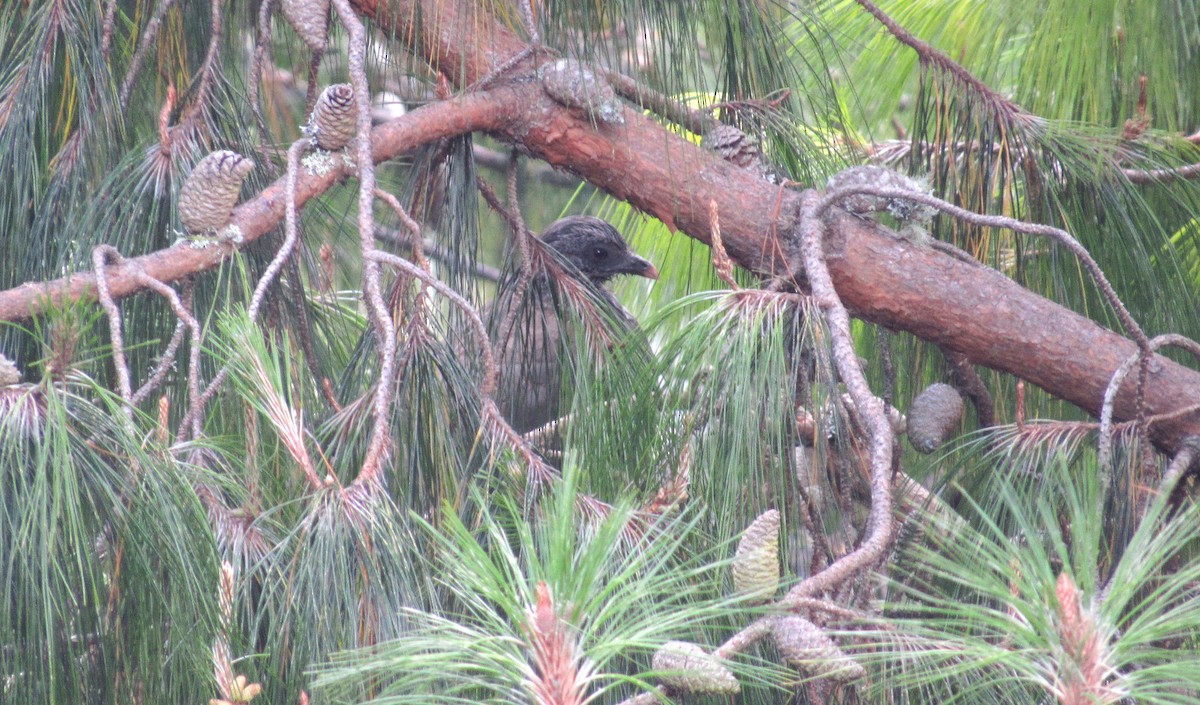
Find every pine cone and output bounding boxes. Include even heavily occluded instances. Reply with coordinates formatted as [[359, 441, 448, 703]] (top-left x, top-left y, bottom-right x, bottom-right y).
[[178, 150, 254, 234], [906, 382, 964, 453], [702, 124, 762, 169], [772, 615, 865, 682], [651, 641, 740, 695], [0, 353, 19, 387], [702, 124, 780, 181], [732, 509, 780, 602], [308, 83, 356, 151], [281, 0, 330, 52]]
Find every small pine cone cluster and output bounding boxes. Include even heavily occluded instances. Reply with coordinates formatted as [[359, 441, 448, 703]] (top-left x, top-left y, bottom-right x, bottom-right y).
[[281, 0, 330, 52], [178, 150, 255, 234], [732, 509, 780, 603], [771, 615, 865, 682], [307, 84, 356, 151], [540, 59, 624, 125], [906, 382, 965, 453], [652, 641, 740, 695]]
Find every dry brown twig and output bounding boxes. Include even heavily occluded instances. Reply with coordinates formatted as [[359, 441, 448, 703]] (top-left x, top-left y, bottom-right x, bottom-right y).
[[94, 245, 208, 438], [871, 135, 1200, 185], [1156, 436, 1200, 502], [188, 0, 225, 124], [506, 152, 533, 269], [374, 225, 502, 282], [139, 286, 196, 415], [708, 200, 740, 289], [785, 189, 896, 602], [477, 161, 538, 357], [132, 273, 205, 439], [853, 0, 1025, 119], [331, 0, 397, 485], [818, 182, 1150, 352], [101, 0, 118, 59], [92, 246, 135, 416], [119, 0, 180, 109], [1122, 162, 1200, 184], [249, 139, 310, 320], [601, 69, 716, 136], [131, 318, 187, 408], [710, 89, 793, 117], [249, 0, 280, 176], [1099, 334, 1200, 477], [374, 189, 431, 272]]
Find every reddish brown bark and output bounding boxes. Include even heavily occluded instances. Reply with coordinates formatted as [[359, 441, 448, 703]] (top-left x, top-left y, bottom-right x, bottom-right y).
[[0, 92, 508, 324], [820, 210, 1200, 450], [353, 0, 1200, 451], [2, 0, 1199, 453]]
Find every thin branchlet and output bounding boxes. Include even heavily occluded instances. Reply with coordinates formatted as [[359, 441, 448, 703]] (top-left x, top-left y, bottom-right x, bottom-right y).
[[93, 245, 134, 416], [785, 190, 896, 601], [1099, 334, 1200, 478], [248, 140, 309, 321], [853, 0, 1025, 119], [507, 152, 533, 270], [249, 0, 279, 176], [331, 0, 397, 485], [101, 0, 118, 59], [817, 183, 1150, 352], [195, 0, 224, 112], [132, 271, 205, 439], [95, 245, 206, 438], [119, 0, 180, 109], [374, 189, 430, 271], [131, 318, 187, 407]]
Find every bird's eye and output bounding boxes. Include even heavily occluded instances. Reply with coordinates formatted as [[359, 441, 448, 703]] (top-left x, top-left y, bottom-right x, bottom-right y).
[[592, 247, 608, 260]]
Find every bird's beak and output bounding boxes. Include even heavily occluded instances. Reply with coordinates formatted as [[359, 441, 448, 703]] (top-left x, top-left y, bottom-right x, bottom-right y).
[[635, 258, 659, 280]]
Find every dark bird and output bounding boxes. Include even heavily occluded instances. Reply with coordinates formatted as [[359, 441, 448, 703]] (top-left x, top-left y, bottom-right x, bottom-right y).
[[492, 216, 658, 434]]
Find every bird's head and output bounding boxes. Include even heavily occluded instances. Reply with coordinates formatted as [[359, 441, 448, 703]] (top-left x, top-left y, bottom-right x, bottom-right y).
[[539, 216, 659, 285]]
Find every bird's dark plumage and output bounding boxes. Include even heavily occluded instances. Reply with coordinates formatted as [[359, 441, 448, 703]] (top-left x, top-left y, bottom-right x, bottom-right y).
[[539, 216, 659, 285], [492, 216, 657, 434]]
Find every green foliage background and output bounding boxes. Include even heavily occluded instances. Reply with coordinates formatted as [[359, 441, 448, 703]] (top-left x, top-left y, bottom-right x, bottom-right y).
[[1, 0, 1199, 703]]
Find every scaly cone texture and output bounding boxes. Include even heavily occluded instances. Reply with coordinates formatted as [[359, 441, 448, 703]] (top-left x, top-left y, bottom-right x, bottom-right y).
[[771, 615, 865, 683], [702, 125, 761, 168], [651, 641, 740, 695], [906, 382, 965, 453], [307, 83, 356, 151], [732, 509, 780, 603], [178, 150, 255, 234], [701, 124, 778, 182], [281, 0, 330, 52]]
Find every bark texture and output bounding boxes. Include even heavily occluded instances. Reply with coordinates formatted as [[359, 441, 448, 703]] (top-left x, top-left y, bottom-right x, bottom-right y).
[[2, 0, 1198, 452]]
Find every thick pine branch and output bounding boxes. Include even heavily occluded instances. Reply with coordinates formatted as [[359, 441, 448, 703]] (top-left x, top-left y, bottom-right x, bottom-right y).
[[2, 0, 1199, 454], [351, 0, 1200, 454], [0, 91, 508, 322]]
